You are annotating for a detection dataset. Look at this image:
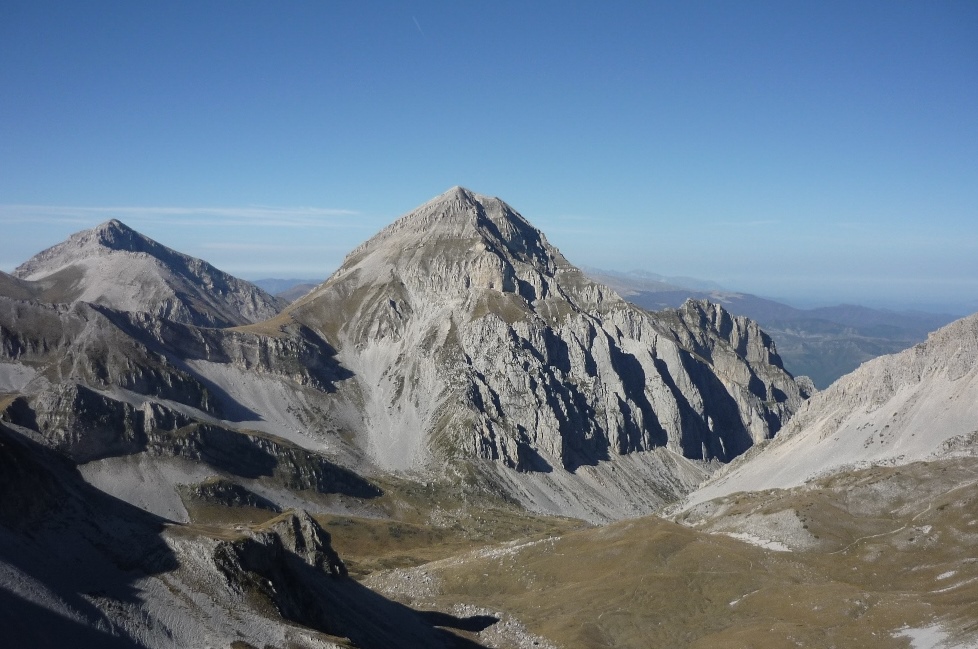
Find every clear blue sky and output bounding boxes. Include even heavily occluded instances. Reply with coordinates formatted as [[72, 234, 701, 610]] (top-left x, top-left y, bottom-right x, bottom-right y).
[[1, 1, 976, 312]]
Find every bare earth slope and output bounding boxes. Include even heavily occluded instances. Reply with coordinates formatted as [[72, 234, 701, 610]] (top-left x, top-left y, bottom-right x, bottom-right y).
[[12, 219, 286, 327]]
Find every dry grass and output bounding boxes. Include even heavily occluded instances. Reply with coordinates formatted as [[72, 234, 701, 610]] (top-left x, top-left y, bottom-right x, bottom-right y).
[[364, 458, 978, 648]]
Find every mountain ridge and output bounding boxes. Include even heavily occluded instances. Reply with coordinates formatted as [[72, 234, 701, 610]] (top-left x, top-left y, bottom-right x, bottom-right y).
[[679, 310, 978, 510], [585, 268, 958, 388]]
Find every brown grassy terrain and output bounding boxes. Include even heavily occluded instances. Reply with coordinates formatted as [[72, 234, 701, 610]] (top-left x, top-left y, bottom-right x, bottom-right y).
[[363, 458, 978, 648], [177, 471, 588, 578]]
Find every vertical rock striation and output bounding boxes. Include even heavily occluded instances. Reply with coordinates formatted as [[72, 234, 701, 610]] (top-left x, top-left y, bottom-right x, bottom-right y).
[[289, 187, 808, 513]]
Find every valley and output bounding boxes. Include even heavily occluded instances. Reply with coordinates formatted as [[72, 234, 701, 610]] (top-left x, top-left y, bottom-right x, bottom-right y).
[[0, 188, 975, 648]]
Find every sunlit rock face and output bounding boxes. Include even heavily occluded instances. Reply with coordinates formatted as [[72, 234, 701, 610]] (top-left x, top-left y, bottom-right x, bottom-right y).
[[0, 187, 808, 521], [289, 187, 808, 515], [681, 311, 978, 510]]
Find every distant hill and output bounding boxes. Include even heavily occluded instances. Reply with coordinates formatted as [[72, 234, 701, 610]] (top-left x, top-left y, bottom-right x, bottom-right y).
[[586, 269, 957, 388], [252, 278, 323, 302]]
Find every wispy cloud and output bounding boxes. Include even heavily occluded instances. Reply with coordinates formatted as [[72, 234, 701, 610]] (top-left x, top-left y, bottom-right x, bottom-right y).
[[0, 204, 363, 229], [197, 242, 350, 252], [713, 219, 781, 227]]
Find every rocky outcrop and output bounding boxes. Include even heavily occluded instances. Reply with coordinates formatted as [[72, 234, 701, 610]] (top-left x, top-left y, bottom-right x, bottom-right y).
[[213, 510, 487, 648], [0, 297, 219, 414], [213, 511, 349, 637], [180, 477, 281, 511], [150, 423, 382, 498], [3, 383, 192, 462], [12, 219, 286, 327], [215, 509, 347, 581]]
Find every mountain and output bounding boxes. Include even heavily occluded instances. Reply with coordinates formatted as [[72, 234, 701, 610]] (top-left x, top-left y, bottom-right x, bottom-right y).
[[680, 310, 978, 509], [284, 186, 809, 519], [586, 269, 958, 388], [252, 277, 323, 301], [355, 312, 978, 649], [2, 188, 975, 647], [11, 219, 287, 327]]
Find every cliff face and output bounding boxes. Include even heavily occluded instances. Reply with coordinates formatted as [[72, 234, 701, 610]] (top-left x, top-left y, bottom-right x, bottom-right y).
[[289, 187, 808, 510]]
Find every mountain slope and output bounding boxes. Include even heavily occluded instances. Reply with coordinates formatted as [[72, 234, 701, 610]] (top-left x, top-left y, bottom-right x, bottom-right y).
[[680, 311, 978, 509], [286, 187, 809, 518], [12, 219, 286, 327]]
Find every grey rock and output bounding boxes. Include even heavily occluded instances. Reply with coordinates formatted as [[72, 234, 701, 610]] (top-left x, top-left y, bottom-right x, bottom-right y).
[[289, 187, 808, 507], [12, 219, 286, 327]]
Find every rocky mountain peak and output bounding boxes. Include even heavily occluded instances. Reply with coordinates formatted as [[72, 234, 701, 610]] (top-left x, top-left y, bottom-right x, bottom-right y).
[[14, 219, 152, 277], [289, 189, 808, 516], [339, 186, 558, 280], [92, 218, 163, 255], [10, 220, 286, 327]]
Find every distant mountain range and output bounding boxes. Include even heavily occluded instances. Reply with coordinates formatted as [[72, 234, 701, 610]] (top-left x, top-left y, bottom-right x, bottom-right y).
[[252, 277, 322, 302], [586, 269, 957, 388]]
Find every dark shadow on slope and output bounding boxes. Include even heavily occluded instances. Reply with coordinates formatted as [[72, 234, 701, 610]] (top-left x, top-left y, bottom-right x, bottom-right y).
[[0, 589, 145, 649], [0, 424, 178, 646], [650, 356, 720, 461], [157, 424, 382, 499], [606, 334, 668, 452], [418, 611, 500, 632], [217, 529, 493, 649], [674, 352, 756, 460]]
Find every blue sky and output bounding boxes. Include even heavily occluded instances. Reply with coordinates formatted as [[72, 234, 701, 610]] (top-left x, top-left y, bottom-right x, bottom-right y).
[[1, 1, 976, 312]]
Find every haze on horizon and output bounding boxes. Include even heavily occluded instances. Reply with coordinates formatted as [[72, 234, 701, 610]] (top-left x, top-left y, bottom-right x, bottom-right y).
[[1, 2, 975, 314]]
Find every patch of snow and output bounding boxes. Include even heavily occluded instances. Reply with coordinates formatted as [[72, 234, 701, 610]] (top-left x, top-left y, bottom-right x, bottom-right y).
[[723, 532, 791, 552], [933, 576, 978, 594]]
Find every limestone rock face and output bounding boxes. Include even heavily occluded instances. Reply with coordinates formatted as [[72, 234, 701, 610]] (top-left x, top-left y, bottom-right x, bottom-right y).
[[291, 187, 808, 488], [12, 219, 286, 327]]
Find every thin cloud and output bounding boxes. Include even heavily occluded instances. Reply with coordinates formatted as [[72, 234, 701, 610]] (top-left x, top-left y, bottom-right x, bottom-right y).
[[198, 242, 350, 252], [0, 204, 362, 229], [713, 219, 781, 227]]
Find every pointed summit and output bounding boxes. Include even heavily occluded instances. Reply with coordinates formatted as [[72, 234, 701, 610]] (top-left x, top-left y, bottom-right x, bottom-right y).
[[329, 186, 560, 300], [12, 221, 286, 327], [90, 218, 155, 253]]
